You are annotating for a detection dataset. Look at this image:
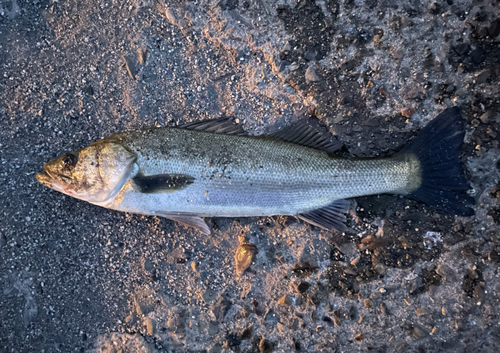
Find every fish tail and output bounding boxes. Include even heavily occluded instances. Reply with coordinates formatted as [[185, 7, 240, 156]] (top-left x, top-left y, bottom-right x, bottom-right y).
[[402, 107, 474, 216]]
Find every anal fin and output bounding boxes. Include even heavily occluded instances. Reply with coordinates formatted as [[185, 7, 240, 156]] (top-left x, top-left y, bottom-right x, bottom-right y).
[[297, 199, 350, 232], [157, 212, 211, 235]]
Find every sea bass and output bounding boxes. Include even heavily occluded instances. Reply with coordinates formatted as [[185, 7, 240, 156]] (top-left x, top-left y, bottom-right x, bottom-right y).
[[36, 107, 474, 234]]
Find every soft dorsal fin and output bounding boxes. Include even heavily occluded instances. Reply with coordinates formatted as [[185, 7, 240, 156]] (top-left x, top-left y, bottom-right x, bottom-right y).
[[179, 118, 247, 136], [297, 199, 350, 232], [270, 119, 341, 154]]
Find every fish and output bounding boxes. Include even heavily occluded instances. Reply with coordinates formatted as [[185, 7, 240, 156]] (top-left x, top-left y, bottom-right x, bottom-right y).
[[36, 107, 474, 234]]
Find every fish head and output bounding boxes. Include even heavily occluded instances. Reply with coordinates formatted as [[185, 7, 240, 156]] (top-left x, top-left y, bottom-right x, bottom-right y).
[[36, 141, 137, 203]]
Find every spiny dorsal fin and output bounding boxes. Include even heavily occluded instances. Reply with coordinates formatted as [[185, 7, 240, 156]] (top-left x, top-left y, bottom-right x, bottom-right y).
[[132, 173, 195, 194], [270, 119, 341, 154], [297, 199, 350, 232], [179, 118, 247, 136]]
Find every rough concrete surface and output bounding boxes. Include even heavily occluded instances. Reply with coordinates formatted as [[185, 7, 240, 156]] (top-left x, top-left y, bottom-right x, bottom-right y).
[[1, 0, 500, 352]]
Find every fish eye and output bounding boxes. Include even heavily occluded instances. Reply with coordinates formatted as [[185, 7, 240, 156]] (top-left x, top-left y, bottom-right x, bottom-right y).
[[62, 154, 77, 168]]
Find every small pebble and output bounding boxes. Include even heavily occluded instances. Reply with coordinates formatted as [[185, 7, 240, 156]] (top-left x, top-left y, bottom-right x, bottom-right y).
[[363, 298, 373, 309], [394, 340, 407, 353], [412, 324, 429, 339], [294, 282, 311, 293], [333, 310, 342, 326], [414, 307, 427, 316], [492, 283, 500, 295], [401, 108, 416, 118], [429, 2, 441, 15], [488, 19, 500, 37], [479, 111, 498, 124], [277, 294, 293, 306], [235, 242, 258, 276], [305, 65, 320, 82], [401, 17, 413, 27], [143, 317, 155, 335], [488, 248, 500, 263], [380, 303, 389, 315], [281, 41, 291, 53], [259, 338, 273, 353], [374, 264, 386, 275], [435, 263, 456, 280], [477, 26, 489, 38]]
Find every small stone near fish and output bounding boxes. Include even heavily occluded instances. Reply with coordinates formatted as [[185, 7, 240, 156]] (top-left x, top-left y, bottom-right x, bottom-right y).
[[235, 242, 258, 276], [259, 338, 274, 353], [380, 302, 389, 316], [277, 294, 293, 306], [305, 65, 320, 82]]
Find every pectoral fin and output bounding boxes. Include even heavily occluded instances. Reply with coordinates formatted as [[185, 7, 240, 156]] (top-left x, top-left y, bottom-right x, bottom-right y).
[[297, 199, 350, 232], [157, 212, 211, 235]]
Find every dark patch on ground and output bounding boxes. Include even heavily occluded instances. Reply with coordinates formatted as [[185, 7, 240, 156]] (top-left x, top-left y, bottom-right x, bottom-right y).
[[327, 262, 361, 298], [462, 267, 485, 301], [218, 0, 240, 11], [277, 0, 337, 63], [448, 41, 499, 74], [409, 267, 442, 296], [487, 207, 500, 224]]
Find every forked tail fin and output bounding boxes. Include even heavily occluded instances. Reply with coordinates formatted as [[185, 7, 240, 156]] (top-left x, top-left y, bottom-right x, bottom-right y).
[[402, 107, 474, 216]]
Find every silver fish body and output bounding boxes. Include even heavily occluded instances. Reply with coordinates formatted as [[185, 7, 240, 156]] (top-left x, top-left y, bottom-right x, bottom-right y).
[[99, 128, 420, 216], [36, 108, 474, 234]]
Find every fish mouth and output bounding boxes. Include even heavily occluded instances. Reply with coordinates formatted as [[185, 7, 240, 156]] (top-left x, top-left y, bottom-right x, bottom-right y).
[[36, 168, 72, 194], [36, 170, 55, 188]]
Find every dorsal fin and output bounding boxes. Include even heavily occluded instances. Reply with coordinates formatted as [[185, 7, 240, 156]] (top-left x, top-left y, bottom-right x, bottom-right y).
[[179, 118, 247, 136], [180, 117, 342, 153], [270, 119, 341, 154]]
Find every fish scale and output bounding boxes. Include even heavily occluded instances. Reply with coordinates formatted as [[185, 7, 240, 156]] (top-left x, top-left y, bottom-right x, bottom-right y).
[[100, 128, 416, 217]]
